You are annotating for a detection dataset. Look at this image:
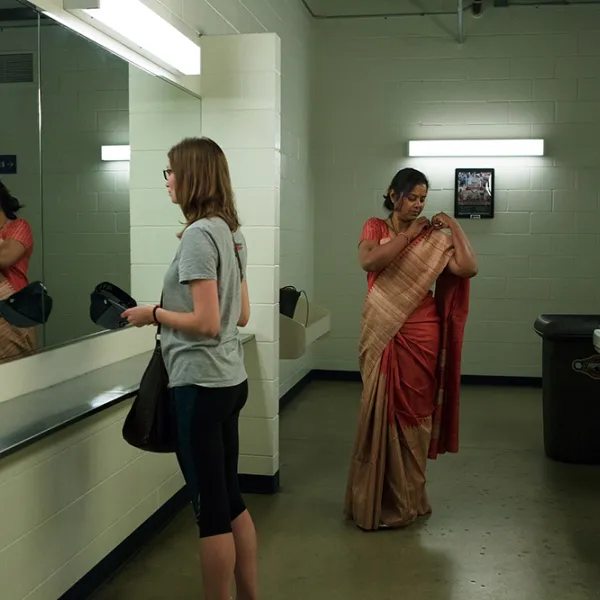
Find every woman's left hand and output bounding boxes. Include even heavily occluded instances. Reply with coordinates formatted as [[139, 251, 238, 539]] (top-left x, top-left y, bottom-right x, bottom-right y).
[[121, 305, 156, 327], [431, 212, 454, 230]]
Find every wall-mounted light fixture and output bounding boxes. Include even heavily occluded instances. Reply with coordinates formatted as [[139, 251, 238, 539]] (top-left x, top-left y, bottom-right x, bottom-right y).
[[101, 145, 130, 161], [64, 0, 201, 76], [408, 139, 545, 157]]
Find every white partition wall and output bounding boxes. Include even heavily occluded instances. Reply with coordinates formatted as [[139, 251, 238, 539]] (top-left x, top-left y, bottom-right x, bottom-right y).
[[201, 33, 282, 482], [129, 67, 202, 304]]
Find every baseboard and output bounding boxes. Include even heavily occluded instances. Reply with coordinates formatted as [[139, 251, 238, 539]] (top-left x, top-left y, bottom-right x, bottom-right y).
[[239, 471, 280, 494], [461, 374, 542, 387], [311, 369, 542, 388], [311, 369, 361, 382]]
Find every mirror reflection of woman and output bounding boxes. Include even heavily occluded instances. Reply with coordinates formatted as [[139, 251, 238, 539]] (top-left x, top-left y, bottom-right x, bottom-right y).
[[345, 168, 478, 531], [0, 180, 36, 364]]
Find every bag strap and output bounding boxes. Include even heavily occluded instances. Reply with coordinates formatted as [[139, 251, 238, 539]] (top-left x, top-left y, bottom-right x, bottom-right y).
[[156, 293, 163, 339], [156, 234, 240, 342], [232, 233, 243, 282]]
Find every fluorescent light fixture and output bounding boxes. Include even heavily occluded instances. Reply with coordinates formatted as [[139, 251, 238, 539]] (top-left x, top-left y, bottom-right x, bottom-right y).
[[43, 8, 176, 80], [408, 139, 545, 157], [102, 145, 131, 161], [65, 0, 201, 75]]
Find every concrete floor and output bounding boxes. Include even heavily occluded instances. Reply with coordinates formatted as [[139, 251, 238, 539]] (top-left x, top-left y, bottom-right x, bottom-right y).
[[94, 381, 600, 600]]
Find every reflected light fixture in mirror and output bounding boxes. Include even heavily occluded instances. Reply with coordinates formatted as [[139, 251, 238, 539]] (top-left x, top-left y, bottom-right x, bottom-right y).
[[102, 145, 131, 162], [408, 139, 545, 157], [64, 0, 201, 76]]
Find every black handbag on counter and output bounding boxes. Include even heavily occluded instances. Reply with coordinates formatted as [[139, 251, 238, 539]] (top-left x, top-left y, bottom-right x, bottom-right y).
[[280, 286, 310, 326], [280, 286, 301, 319], [122, 297, 175, 453]]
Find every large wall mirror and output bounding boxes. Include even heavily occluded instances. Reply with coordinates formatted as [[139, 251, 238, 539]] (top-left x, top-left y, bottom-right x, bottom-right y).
[[0, 0, 201, 366]]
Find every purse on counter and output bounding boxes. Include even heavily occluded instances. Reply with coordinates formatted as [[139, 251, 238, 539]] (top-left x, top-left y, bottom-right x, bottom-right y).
[[122, 296, 175, 453], [279, 285, 309, 326]]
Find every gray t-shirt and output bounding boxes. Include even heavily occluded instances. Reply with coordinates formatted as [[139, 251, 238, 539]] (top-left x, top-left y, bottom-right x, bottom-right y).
[[161, 217, 248, 389]]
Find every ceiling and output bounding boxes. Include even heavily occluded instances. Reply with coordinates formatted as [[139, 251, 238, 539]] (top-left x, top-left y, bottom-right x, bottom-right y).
[[302, 0, 600, 17]]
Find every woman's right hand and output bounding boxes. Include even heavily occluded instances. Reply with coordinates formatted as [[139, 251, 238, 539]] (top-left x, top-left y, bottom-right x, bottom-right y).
[[406, 216, 430, 241]]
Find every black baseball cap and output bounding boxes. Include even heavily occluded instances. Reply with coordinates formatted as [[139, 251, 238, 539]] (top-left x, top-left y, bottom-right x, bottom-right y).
[[90, 282, 137, 330], [0, 281, 53, 328]]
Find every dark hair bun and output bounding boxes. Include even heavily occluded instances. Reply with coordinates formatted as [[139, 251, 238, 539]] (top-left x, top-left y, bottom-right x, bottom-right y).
[[382, 193, 394, 212]]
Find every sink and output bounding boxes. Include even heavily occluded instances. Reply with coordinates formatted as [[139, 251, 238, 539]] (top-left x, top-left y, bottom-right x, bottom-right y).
[[595, 329, 600, 353]]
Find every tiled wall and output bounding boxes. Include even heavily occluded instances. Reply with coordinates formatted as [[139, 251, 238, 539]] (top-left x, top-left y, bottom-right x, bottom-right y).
[[128, 65, 202, 305], [146, 0, 315, 397], [40, 25, 131, 348], [312, 4, 600, 378], [201, 32, 282, 479]]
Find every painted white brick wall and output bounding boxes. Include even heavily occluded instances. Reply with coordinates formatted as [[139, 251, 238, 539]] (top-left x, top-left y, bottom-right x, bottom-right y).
[[0, 400, 184, 600], [129, 66, 202, 306], [312, 4, 600, 378], [147, 0, 315, 397], [201, 32, 281, 478], [40, 25, 130, 348]]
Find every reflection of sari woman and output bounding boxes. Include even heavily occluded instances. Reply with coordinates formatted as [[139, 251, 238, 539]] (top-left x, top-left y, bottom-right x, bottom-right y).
[[0, 180, 35, 365], [345, 168, 478, 531]]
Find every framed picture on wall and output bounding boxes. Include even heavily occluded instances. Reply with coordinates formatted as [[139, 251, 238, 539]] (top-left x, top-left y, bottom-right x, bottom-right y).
[[454, 168, 495, 219]]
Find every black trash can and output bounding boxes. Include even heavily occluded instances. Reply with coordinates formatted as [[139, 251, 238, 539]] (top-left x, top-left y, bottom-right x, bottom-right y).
[[534, 314, 600, 464]]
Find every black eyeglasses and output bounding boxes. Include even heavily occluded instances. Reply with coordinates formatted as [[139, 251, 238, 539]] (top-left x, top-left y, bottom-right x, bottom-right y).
[[163, 169, 172, 180]]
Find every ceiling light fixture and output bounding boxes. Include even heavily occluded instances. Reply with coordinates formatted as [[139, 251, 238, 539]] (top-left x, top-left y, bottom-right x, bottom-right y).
[[64, 0, 201, 76]]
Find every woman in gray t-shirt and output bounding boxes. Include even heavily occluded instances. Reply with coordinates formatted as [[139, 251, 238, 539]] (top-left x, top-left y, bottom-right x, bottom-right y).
[[123, 137, 257, 600]]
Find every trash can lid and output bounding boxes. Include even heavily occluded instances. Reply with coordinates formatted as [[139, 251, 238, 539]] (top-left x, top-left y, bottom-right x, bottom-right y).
[[533, 314, 600, 341]]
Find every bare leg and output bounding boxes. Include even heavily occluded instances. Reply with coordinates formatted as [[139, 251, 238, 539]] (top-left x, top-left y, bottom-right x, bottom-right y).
[[232, 510, 258, 600], [200, 533, 236, 600]]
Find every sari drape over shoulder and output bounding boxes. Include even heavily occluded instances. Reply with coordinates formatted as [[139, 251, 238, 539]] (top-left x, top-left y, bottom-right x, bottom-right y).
[[345, 218, 470, 531]]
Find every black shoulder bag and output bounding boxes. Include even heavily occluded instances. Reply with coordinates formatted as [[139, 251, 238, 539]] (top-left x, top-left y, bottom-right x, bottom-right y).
[[122, 233, 243, 453], [122, 296, 175, 453]]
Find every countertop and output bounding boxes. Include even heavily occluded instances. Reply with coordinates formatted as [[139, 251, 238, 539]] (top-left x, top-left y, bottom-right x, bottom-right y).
[[0, 334, 255, 459]]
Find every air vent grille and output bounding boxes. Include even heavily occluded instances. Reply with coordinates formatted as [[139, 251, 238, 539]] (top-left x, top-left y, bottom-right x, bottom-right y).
[[0, 53, 34, 84]]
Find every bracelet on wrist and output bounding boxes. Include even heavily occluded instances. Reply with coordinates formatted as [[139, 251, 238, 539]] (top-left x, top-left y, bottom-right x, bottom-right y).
[[153, 305, 160, 324]]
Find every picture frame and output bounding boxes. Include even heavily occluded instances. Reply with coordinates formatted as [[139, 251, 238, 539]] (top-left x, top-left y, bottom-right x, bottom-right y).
[[454, 168, 495, 219]]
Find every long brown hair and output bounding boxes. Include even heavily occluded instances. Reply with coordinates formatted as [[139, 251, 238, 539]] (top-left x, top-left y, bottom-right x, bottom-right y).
[[168, 137, 240, 235]]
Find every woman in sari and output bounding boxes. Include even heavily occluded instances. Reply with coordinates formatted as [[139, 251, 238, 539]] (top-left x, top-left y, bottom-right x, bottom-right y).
[[345, 168, 477, 531], [0, 180, 36, 364]]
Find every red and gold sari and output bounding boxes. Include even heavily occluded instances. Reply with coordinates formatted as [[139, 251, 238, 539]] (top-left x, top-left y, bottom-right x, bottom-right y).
[[0, 273, 36, 365], [345, 218, 470, 530], [0, 218, 36, 365]]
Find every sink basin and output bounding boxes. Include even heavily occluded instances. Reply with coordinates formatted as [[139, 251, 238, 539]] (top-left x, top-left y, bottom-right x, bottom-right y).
[[595, 329, 600, 353]]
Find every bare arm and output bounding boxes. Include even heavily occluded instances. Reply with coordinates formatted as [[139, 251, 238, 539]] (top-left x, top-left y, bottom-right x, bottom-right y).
[[155, 279, 220, 338], [0, 238, 26, 270], [238, 280, 250, 327], [447, 221, 478, 278], [359, 216, 430, 273], [359, 234, 410, 273]]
